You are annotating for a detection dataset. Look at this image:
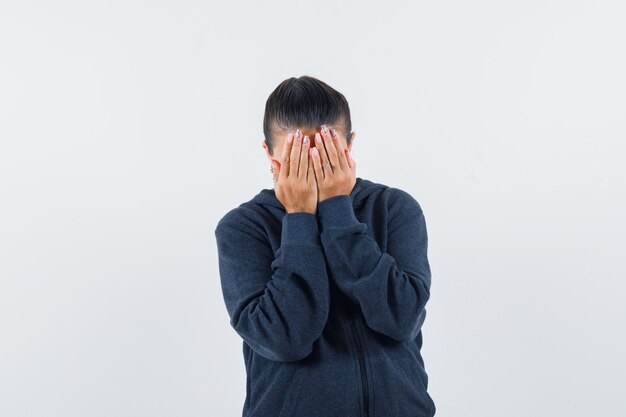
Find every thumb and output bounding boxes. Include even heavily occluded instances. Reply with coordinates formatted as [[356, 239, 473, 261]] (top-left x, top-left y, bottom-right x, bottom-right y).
[[347, 150, 356, 174], [345, 149, 353, 168]]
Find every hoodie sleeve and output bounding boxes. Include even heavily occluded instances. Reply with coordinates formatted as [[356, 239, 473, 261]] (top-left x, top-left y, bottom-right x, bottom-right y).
[[316, 191, 431, 342], [214, 211, 330, 362]]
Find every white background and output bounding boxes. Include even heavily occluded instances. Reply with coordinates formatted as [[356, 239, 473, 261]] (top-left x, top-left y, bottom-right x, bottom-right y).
[[1, 1, 624, 416]]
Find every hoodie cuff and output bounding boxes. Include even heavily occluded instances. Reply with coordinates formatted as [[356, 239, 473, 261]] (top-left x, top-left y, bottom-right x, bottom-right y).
[[281, 212, 321, 246], [317, 195, 360, 229]]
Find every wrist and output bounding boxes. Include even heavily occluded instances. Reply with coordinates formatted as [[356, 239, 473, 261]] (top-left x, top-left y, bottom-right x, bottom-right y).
[[287, 208, 316, 215]]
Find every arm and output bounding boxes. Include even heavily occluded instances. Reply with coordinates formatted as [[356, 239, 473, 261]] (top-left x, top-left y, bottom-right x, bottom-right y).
[[316, 191, 431, 342], [214, 212, 330, 362]]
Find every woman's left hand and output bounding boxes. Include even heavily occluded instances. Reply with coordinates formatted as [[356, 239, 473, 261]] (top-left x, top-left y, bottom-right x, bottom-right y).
[[310, 125, 357, 203]]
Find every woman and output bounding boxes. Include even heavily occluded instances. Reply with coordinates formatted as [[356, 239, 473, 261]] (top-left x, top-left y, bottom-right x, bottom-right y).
[[214, 76, 435, 417]]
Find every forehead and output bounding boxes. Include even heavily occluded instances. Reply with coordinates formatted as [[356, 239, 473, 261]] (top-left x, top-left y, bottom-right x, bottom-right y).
[[273, 125, 341, 140]]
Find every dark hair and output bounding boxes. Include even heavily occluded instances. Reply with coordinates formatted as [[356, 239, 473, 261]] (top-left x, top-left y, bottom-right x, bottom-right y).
[[263, 75, 352, 155]]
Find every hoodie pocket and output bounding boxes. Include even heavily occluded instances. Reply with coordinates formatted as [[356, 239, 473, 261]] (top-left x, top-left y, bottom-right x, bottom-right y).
[[413, 362, 428, 392], [277, 374, 304, 417], [407, 357, 436, 415]]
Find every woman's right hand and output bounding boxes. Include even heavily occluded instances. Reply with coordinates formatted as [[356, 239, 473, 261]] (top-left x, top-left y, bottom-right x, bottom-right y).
[[275, 130, 318, 215]]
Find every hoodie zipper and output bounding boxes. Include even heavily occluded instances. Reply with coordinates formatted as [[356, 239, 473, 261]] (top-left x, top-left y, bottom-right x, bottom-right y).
[[350, 317, 370, 417]]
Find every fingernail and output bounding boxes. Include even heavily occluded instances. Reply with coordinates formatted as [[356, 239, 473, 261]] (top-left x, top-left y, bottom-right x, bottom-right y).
[[331, 128, 337, 138], [315, 133, 321, 142], [322, 124, 328, 133], [295, 129, 302, 139], [303, 136, 309, 144]]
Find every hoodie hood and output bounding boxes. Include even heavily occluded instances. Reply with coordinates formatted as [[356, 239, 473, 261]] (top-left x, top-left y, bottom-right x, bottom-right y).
[[250, 176, 383, 211]]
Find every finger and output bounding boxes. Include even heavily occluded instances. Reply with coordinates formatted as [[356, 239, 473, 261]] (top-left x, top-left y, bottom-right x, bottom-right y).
[[279, 132, 295, 179], [289, 131, 303, 178], [320, 125, 340, 173], [310, 147, 324, 182], [299, 134, 311, 178], [314, 132, 330, 173], [307, 151, 315, 186], [331, 128, 349, 172]]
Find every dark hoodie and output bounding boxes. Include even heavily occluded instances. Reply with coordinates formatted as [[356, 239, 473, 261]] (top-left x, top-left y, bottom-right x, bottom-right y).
[[214, 176, 435, 417]]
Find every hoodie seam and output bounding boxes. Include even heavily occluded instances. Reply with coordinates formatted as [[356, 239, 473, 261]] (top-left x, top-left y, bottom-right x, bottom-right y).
[[358, 318, 374, 417], [346, 318, 364, 417]]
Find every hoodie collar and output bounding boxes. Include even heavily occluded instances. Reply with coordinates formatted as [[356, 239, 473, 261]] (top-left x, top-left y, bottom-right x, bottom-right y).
[[253, 176, 368, 211]]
